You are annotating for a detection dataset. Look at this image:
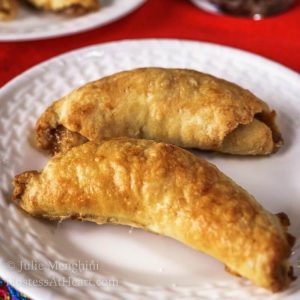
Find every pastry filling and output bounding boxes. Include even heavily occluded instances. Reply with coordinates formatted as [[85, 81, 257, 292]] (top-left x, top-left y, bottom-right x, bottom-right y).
[[12, 171, 39, 201], [0, 8, 10, 14], [48, 125, 88, 154]]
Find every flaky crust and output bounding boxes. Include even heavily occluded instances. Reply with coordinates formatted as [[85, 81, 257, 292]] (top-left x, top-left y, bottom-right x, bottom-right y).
[[26, 0, 99, 15], [36, 68, 283, 155], [12, 138, 295, 292], [0, 0, 17, 21]]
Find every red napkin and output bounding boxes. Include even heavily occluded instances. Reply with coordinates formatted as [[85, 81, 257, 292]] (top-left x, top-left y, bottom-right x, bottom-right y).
[[0, 0, 300, 85]]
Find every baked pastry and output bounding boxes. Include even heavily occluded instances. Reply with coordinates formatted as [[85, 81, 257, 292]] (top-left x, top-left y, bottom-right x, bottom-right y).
[[12, 138, 295, 292], [35, 68, 283, 155], [0, 0, 17, 21], [26, 0, 99, 16]]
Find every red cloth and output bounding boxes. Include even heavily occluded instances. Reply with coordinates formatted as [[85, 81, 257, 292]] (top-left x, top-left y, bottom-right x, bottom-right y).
[[0, 0, 300, 87]]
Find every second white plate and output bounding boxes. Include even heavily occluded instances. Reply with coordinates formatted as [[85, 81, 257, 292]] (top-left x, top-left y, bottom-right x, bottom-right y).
[[0, 0, 145, 41]]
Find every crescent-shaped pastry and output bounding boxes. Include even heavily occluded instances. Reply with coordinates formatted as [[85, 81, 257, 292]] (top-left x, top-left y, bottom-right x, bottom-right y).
[[35, 68, 283, 155], [0, 0, 17, 21], [26, 0, 99, 16], [12, 138, 295, 292]]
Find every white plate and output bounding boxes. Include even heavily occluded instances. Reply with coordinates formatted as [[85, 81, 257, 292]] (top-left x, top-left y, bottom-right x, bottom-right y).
[[0, 39, 299, 300], [0, 0, 145, 41]]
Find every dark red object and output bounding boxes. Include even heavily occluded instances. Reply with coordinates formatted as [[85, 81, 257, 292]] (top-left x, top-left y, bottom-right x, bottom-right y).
[[208, 0, 295, 17], [0, 0, 299, 85]]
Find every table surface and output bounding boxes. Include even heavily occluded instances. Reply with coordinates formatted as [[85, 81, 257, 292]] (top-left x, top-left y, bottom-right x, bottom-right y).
[[0, 0, 299, 299], [1, 0, 300, 88]]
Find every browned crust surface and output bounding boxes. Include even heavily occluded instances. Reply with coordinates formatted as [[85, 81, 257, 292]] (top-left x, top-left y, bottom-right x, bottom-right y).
[[12, 138, 295, 292], [35, 68, 283, 155]]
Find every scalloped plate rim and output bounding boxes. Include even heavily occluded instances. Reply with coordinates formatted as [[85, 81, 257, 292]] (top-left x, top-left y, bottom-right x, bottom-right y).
[[0, 39, 299, 300]]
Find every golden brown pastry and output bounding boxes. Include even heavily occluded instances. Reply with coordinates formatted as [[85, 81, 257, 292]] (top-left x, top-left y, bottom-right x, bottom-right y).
[[0, 0, 17, 21], [12, 138, 295, 292], [26, 0, 99, 16], [35, 68, 283, 156]]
